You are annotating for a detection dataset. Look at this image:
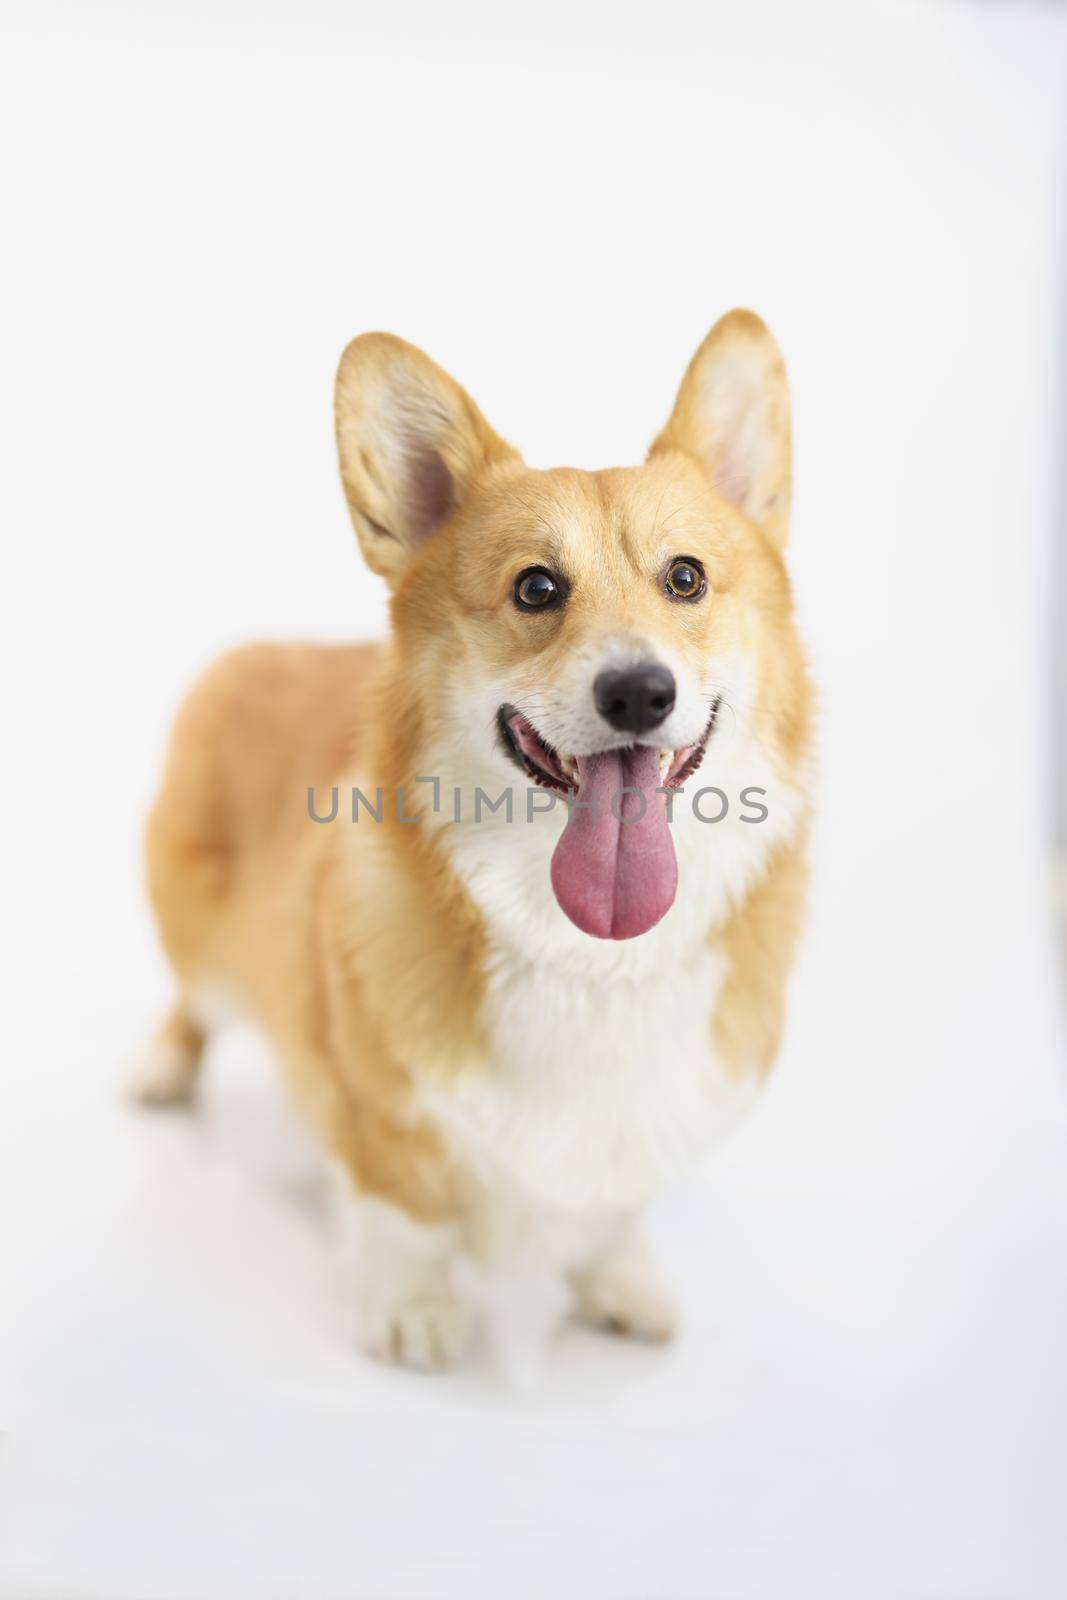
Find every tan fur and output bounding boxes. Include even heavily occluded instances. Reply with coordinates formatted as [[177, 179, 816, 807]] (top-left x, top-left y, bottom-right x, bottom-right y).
[[142, 310, 813, 1263], [711, 825, 810, 1076]]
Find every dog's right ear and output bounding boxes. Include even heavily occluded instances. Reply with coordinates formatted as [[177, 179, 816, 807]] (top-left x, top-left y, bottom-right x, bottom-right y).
[[334, 333, 517, 585]]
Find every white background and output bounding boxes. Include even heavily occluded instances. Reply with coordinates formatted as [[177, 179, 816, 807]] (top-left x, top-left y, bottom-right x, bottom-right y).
[[2, 2, 1066, 1596]]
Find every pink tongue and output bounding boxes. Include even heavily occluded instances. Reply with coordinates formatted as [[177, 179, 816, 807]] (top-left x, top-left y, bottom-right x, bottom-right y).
[[550, 746, 678, 940]]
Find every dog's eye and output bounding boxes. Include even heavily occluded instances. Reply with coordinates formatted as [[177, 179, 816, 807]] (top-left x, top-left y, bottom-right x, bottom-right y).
[[514, 568, 561, 611], [665, 558, 705, 601]]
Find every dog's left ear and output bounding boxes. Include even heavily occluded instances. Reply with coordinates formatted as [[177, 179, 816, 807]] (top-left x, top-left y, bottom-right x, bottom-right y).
[[649, 310, 792, 549], [335, 333, 517, 585]]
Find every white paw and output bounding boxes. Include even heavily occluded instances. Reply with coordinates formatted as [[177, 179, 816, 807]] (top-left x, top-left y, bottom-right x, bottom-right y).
[[574, 1240, 678, 1343], [356, 1293, 470, 1371], [125, 1041, 199, 1107]]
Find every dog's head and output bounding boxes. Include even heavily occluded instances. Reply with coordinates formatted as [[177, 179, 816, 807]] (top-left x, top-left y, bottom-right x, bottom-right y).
[[334, 313, 805, 941]]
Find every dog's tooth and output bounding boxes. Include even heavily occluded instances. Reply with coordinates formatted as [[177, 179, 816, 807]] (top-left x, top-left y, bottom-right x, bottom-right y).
[[659, 750, 671, 782]]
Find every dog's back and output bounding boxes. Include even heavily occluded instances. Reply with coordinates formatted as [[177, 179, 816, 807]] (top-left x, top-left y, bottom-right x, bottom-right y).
[[145, 639, 379, 994]]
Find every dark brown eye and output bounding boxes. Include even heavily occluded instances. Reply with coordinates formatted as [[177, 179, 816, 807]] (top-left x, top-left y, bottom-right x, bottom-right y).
[[665, 558, 705, 601], [514, 567, 561, 611]]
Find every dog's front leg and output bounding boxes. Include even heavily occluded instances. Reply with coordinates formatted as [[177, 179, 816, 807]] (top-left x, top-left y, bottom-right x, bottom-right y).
[[333, 1181, 469, 1371], [569, 1220, 678, 1343]]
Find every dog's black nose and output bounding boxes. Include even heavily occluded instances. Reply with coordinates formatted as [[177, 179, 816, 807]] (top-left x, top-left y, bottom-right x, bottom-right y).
[[593, 664, 676, 735]]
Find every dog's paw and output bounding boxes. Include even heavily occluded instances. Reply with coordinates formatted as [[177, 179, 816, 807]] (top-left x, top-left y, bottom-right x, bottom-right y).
[[125, 1040, 199, 1107], [573, 1237, 678, 1343], [356, 1293, 470, 1371]]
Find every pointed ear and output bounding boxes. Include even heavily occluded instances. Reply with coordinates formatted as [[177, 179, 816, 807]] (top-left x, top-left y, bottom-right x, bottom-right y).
[[334, 333, 517, 584], [650, 310, 792, 549]]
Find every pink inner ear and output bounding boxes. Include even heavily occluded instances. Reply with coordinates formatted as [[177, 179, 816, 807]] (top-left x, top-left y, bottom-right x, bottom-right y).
[[706, 372, 764, 509], [405, 445, 455, 544]]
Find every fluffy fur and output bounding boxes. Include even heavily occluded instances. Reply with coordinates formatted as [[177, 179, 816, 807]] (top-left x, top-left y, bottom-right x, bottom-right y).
[[136, 311, 813, 1368]]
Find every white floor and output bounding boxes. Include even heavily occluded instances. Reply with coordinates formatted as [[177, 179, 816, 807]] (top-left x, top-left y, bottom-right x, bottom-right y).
[[3, 918, 1066, 1600]]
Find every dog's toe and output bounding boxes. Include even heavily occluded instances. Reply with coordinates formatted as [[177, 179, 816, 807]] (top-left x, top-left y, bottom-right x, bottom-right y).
[[358, 1294, 470, 1371], [125, 1041, 200, 1107], [573, 1238, 678, 1343]]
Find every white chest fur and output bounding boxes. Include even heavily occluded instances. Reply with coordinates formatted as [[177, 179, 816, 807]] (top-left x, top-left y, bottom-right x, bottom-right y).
[[423, 939, 754, 1212]]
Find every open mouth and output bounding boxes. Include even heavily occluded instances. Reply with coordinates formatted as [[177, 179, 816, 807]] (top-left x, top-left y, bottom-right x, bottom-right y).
[[496, 699, 719, 794], [496, 699, 721, 942]]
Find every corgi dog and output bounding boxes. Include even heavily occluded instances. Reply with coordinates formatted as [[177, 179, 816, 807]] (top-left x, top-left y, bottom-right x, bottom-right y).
[[132, 311, 813, 1369]]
